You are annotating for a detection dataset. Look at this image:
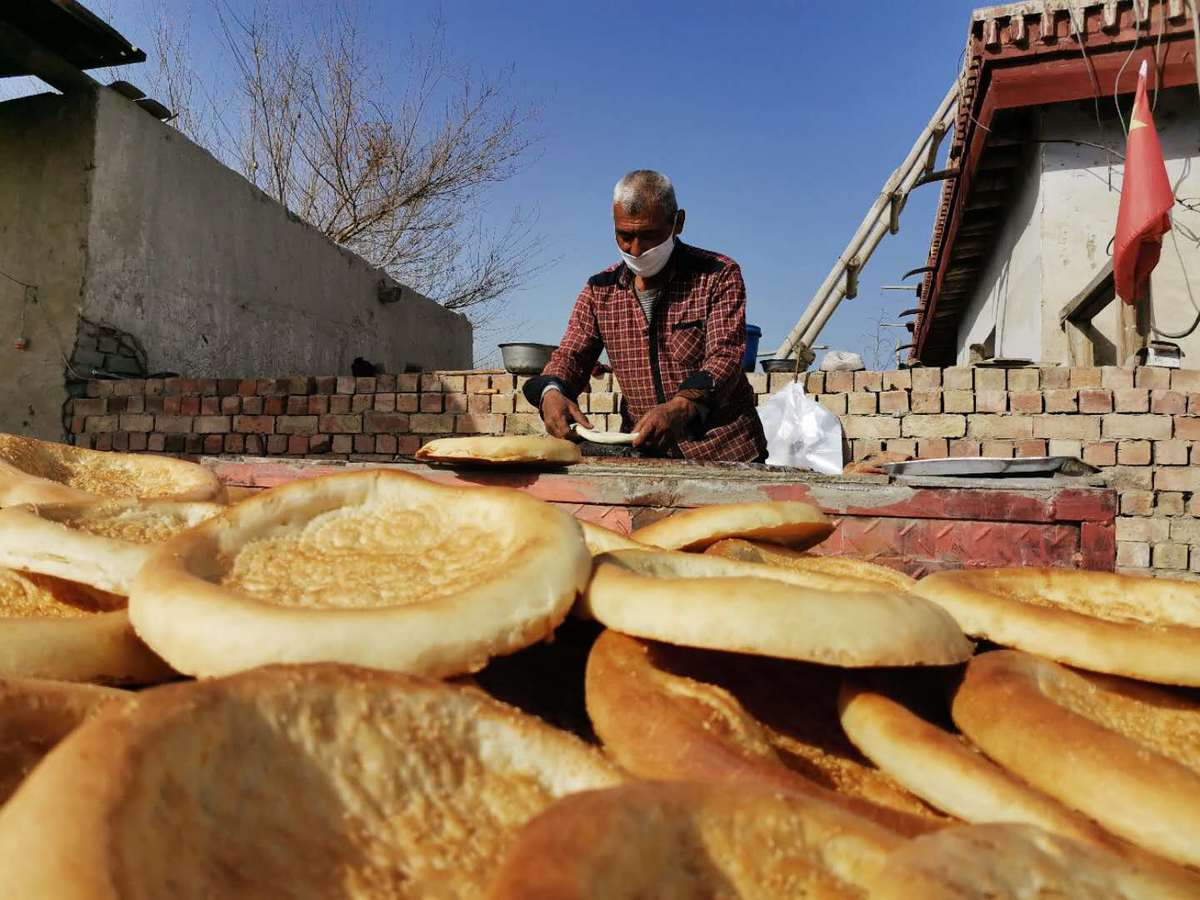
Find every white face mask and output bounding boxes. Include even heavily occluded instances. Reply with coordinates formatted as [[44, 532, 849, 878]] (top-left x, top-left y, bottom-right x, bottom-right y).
[[619, 217, 679, 277]]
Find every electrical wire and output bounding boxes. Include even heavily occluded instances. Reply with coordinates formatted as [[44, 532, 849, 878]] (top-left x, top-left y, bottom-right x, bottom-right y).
[[1065, 0, 1107, 133], [1113, 10, 1143, 136], [0, 268, 36, 290]]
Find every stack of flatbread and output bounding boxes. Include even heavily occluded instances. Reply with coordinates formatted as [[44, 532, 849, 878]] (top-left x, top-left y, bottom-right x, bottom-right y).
[[1, 430, 1199, 898]]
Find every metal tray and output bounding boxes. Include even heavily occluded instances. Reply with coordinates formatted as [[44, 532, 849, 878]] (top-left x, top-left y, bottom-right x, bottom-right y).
[[879, 456, 1098, 478]]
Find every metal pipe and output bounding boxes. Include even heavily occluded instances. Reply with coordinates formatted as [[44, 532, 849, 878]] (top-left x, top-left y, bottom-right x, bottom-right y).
[[772, 79, 960, 361]]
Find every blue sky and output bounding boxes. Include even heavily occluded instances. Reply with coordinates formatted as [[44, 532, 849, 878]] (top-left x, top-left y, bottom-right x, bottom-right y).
[[52, 1, 977, 366]]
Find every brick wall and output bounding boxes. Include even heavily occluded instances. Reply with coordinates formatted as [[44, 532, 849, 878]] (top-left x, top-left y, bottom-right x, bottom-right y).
[[66, 365, 1200, 580]]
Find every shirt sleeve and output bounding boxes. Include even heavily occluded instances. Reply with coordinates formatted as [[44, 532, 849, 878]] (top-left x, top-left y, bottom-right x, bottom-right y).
[[676, 262, 747, 397], [523, 285, 603, 404]]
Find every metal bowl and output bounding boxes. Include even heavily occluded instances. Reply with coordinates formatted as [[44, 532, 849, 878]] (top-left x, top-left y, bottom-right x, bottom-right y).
[[760, 358, 799, 374], [498, 342, 558, 375]]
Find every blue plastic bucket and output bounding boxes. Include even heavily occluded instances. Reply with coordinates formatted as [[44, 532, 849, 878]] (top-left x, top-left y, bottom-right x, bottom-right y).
[[743, 324, 762, 372]]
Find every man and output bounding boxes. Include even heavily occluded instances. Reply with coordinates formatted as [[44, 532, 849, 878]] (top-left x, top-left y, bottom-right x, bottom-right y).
[[523, 170, 767, 462]]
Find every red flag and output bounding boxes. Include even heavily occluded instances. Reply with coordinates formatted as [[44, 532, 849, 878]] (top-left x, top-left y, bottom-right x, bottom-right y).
[[1114, 60, 1174, 305]]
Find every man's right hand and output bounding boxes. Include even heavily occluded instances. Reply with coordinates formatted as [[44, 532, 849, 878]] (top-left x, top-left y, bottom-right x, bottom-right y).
[[541, 390, 592, 440]]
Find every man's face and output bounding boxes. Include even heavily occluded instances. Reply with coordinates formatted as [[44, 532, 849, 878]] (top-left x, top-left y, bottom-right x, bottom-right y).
[[613, 203, 682, 258]]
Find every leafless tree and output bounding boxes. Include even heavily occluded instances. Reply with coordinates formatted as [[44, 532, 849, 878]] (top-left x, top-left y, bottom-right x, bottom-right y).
[[858, 307, 893, 371], [138, 0, 541, 319]]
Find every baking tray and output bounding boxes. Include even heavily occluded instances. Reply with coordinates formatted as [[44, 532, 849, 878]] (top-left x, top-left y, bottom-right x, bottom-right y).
[[879, 456, 1098, 478]]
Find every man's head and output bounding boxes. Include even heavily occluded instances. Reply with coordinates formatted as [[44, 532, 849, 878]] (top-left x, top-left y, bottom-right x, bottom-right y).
[[612, 170, 685, 258]]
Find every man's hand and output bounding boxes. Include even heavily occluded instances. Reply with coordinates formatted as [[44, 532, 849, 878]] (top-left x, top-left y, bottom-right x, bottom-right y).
[[541, 390, 592, 440], [632, 397, 697, 451]]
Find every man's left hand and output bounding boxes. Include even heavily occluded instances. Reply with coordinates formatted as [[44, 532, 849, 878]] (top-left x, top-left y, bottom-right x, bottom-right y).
[[632, 397, 698, 451]]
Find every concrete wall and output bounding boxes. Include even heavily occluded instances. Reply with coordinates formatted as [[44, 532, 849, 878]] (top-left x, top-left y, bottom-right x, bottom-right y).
[[0, 92, 96, 439], [955, 136, 1044, 364], [958, 87, 1200, 366], [82, 89, 471, 379]]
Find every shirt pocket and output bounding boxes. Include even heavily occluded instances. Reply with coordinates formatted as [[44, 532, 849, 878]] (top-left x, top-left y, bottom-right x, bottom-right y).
[[668, 318, 706, 369]]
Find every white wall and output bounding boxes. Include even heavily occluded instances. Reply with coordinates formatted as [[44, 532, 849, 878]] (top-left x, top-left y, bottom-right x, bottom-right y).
[[82, 89, 473, 377], [955, 137, 1045, 364], [955, 86, 1200, 366]]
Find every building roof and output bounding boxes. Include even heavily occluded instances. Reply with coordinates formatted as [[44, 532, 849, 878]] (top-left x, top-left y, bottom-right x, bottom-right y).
[[0, 0, 145, 78], [913, 0, 1197, 365]]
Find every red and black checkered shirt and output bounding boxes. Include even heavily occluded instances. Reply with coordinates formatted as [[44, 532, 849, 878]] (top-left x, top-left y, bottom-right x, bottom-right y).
[[534, 242, 767, 462]]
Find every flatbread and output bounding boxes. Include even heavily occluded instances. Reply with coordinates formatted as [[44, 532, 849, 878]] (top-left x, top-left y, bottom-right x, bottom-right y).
[[570, 424, 638, 445], [705, 538, 916, 591], [0, 567, 172, 684], [0, 433, 225, 505], [584, 629, 951, 836], [582, 550, 973, 666], [578, 520, 649, 555], [0, 664, 624, 899], [631, 501, 833, 551], [915, 567, 1200, 685], [952, 650, 1200, 867], [837, 678, 1130, 854], [129, 470, 592, 678], [0, 500, 223, 593], [869, 823, 1200, 900], [415, 435, 581, 465], [488, 780, 902, 900], [0, 676, 132, 806]]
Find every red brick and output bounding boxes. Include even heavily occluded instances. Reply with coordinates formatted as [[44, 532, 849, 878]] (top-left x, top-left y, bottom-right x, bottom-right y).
[[377, 374, 397, 393], [233, 415, 274, 434], [916, 438, 948, 458], [1135, 367, 1170, 389], [240, 396, 262, 415], [180, 396, 201, 416], [162, 396, 181, 415], [285, 395, 308, 415], [119, 414, 154, 432], [220, 396, 240, 415], [163, 378, 186, 395], [1177, 417, 1200, 439], [1103, 414, 1173, 439], [902, 414, 965, 438], [1009, 392, 1042, 414], [84, 381, 102, 398], [396, 393, 419, 413], [314, 376, 337, 394], [455, 414, 504, 434], [107, 397, 128, 414], [1120, 490, 1155, 516], [238, 379, 258, 397], [354, 434, 374, 453], [144, 397, 164, 414], [328, 395, 351, 414], [155, 415, 193, 434], [245, 434, 265, 455], [265, 397, 286, 416], [320, 414, 362, 433], [308, 434, 332, 454], [111, 432, 130, 451], [128, 432, 147, 451], [976, 391, 1007, 413], [287, 435, 309, 455], [307, 395, 329, 415], [354, 377, 377, 394], [1016, 439, 1047, 457], [1077, 389, 1112, 414], [397, 435, 422, 455], [1068, 368, 1101, 388], [397, 374, 421, 392], [69, 416, 85, 434], [943, 391, 974, 413], [849, 392, 880, 414], [981, 440, 1015, 458], [266, 434, 288, 454], [336, 376, 356, 394], [374, 393, 396, 413], [444, 393, 469, 414], [411, 413, 456, 434], [1190, 394, 1200, 415], [277, 415, 319, 435], [126, 396, 145, 414], [375, 434, 398, 454], [1042, 390, 1077, 413], [73, 398, 107, 417], [1113, 389, 1149, 413], [1082, 441, 1116, 466], [879, 391, 909, 414], [1155, 440, 1190, 465], [969, 415, 1033, 440], [364, 412, 410, 432], [825, 371, 854, 393], [1156, 468, 1200, 492], [420, 393, 444, 413], [194, 415, 230, 434], [202, 434, 223, 454], [223, 434, 245, 454], [148, 433, 166, 452], [1151, 390, 1187, 415], [947, 439, 981, 457], [468, 393, 492, 414], [199, 379, 219, 396], [256, 379, 277, 396], [1040, 368, 1069, 388], [200, 396, 220, 415], [93, 434, 113, 451], [351, 395, 372, 413], [144, 379, 164, 397], [854, 371, 883, 392], [217, 378, 239, 396], [818, 394, 847, 416]]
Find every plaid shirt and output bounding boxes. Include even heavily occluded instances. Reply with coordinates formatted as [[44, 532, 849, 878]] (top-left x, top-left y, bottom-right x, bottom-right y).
[[530, 242, 767, 462]]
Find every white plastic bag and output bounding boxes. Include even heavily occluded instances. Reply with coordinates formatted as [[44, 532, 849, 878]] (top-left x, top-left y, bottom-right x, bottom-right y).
[[757, 382, 844, 474]]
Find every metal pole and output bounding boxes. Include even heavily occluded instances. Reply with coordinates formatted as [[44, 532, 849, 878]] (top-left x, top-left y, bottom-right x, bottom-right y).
[[773, 80, 960, 362]]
